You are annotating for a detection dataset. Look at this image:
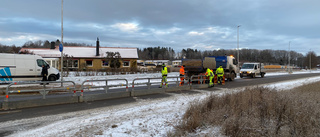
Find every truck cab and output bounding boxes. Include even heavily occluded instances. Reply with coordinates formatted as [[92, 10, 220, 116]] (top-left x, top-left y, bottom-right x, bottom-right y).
[[240, 62, 265, 78]]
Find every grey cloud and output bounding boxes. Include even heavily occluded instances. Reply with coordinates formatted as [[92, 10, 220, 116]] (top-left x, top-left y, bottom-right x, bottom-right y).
[[0, 0, 319, 55]]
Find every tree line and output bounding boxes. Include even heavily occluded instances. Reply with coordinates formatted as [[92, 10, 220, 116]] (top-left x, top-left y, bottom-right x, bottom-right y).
[[139, 47, 319, 68], [0, 40, 92, 53], [1, 40, 319, 68]]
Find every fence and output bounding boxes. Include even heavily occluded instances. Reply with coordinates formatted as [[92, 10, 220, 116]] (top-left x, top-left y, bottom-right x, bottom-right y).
[[131, 76, 188, 91], [3, 75, 205, 103], [5, 81, 76, 102], [80, 79, 128, 96]]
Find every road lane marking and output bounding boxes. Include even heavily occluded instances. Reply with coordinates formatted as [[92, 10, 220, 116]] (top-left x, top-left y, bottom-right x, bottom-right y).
[[0, 110, 22, 115]]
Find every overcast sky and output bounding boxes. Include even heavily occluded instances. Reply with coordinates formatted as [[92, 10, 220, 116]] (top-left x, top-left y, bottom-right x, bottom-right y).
[[0, 0, 319, 55]]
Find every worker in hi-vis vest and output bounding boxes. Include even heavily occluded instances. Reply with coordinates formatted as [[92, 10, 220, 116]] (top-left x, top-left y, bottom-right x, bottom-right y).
[[179, 65, 185, 86], [216, 65, 224, 84], [205, 68, 214, 87], [160, 63, 168, 88]]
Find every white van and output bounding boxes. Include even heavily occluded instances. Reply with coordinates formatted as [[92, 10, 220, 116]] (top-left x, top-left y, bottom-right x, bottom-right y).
[[240, 62, 266, 78], [0, 53, 60, 82]]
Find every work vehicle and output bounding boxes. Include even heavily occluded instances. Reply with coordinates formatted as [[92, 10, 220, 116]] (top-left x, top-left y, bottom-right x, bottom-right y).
[[182, 55, 238, 81], [240, 62, 265, 78], [0, 53, 60, 82]]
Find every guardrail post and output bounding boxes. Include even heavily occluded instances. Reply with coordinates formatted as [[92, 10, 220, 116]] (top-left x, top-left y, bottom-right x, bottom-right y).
[[132, 80, 135, 92], [105, 80, 108, 93], [42, 83, 48, 99], [73, 89, 77, 96], [42, 89, 46, 99], [125, 80, 128, 92], [148, 79, 151, 89], [176, 77, 179, 87], [5, 84, 11, 102]]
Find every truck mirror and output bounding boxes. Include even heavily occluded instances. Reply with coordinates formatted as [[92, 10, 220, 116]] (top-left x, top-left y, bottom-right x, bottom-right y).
[[255, 66, 257, 70]]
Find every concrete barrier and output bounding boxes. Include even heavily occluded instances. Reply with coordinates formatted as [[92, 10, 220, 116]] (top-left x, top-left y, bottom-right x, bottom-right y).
[[191, 84, 209, 89], [131, 88, 165, 96], [80, 91, 131, 102], [1, 83, 210, 110], [165, 85, 190, 92], [2, 96, 78, 110]]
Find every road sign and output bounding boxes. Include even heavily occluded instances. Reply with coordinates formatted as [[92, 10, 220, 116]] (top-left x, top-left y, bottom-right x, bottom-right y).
[[59, 44, 63, 52]]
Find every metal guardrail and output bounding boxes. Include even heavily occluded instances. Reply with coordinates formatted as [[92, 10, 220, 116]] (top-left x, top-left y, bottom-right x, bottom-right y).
[[5, 81, 76, 102], [3, 75, 203, 103], [80, 79, 128, 96], [131, 76, 187, 91]]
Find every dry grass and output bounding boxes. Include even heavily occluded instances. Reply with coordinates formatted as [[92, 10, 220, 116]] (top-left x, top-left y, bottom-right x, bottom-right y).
[[171, 82, 320, 137]]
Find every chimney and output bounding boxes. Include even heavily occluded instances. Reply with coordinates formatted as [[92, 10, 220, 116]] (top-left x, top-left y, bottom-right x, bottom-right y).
[[96, 37, 100, 56], [50, 41, 55, 49]]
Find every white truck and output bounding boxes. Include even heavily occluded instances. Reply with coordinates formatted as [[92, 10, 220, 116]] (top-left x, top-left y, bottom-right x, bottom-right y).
[[240, 62, 266, 78], [0, 53, 60, 82]]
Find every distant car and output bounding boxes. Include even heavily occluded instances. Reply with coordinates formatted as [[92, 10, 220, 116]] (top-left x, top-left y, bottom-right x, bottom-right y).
[[0, 53, 60, 82]]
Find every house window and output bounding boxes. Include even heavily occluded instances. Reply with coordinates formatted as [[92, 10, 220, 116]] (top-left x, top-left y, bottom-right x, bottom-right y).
[[123, 61, 130, 67], [102, 60, 109, 67], [73, 60, 78, 68], [86, 60, 93, 67], [65, 60, 79, 68]]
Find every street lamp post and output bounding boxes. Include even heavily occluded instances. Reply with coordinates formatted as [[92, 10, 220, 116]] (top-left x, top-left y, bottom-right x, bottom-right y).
[[61, 0, 64, 86], [237, 25, 241, 71]]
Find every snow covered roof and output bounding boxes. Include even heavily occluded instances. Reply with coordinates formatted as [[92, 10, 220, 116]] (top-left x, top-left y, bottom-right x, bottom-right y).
[[20, 46, 138, 59], [145, 60, 169, 63], [172, 60, 182, 62]]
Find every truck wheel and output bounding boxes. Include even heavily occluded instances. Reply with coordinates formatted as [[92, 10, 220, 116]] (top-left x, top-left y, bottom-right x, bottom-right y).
[[251, 73, 255, 78], [261, 73, 265, 78], [240, 74, 243, 78], [229, 72, 235, 81], [48, 75, 57, 81]]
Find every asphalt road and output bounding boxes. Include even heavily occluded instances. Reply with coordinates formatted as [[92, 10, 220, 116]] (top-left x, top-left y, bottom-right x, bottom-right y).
[[0, 72, 319, 136]]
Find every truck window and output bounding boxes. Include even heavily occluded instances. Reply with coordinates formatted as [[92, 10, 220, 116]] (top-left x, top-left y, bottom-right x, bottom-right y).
[[233, 59, 238, 65], [37, 59, 48, 67]]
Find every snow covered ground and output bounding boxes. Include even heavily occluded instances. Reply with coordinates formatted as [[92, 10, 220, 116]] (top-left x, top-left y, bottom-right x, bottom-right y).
[[2, 70, 320, 137]]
